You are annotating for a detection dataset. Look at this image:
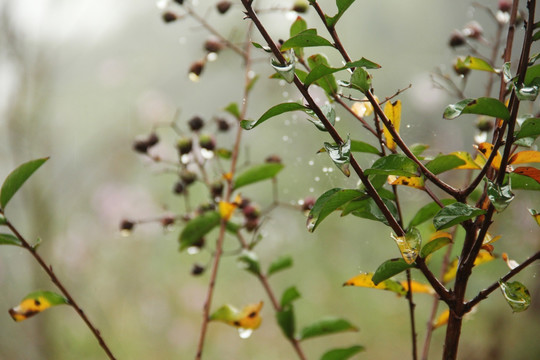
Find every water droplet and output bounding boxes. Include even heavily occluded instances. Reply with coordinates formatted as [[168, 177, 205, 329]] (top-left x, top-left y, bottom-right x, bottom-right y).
[[207, 52, 218, 62], [282, 135, 289, 142], [188, 73, 200, 82], [238, 328, 253, 339], [248, 70, 256, 79], [178, 37, 186, 44], [298, 199, 305, 205], [336, 116, 341, 122], [201, 148, 214, 159], [306, 217, 316, 232], [406, 124, 411, 128], [187, 246, 200, 255], [314, 176, 320, 182], [279, 80, 286, 87], [181, 154, 191, 164], [309, 187, 314, 193], [284, 119, 291, 126], [328, 167, 334, 173], [156, 0, 169, 10], [120, 229, 132, 237], [308, 160, 314, 166]]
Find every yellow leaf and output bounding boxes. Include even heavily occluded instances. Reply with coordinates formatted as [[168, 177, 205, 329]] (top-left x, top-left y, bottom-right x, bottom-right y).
[[218, 201, 237, 220], [450, 151, 481, 170], [9, 291, 68, 322], [529, 209, 540, 227], [383, 100, 401, 151], [433, 310, 449, 329], [429, 231, 453, 242], [234, 302, 263, 330], [400, 280, 435, 294], [343, 273, 387, 290], [351, 100, 374, 117], [443, 250, 495, 282], [474, 142, 501, 170], [509, 150, 540, 165], [481, 232, 501, 245], [387, 175, 425, 189], [222, 172, 233, 181]]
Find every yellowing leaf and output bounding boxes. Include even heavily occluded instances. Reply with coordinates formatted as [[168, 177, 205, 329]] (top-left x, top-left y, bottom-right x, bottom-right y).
[[222, 172, 233, 181], [383, 100, 401, 151], [210, 301, 264, 330], [433, 310, 449, 329], [443, 250, 495, 283], [218, 201, 237, 220], [429, 231, 453, 242], [391, 228, 421, 265], [343, 273, 387, 290], [513, 167, 540, 184], [400, 280, 435, 294], [529, 209, 540, 227], [450, 151, 481, 170], [9, 291, 68, 322], [482, 232, 501, 245], [351, 100, 374, 117], [509, 150, 540, 165], [475, 143, 501, 170], [387, 175, 425, 189]]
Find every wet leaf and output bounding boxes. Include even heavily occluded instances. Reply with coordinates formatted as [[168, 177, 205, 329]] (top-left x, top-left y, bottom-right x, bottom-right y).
[[450, 151, 481, 170], [179, 211, 220, 251], [299, 317, 358, 341], [515, 82, 539, 101], [433, 310, 449, 329], [240, 102, 308, 130], [305, 104, 336, 131], [443, 250, 495, 282], [323, 137, 351, 176], [433, 202, 486, 230], [475, 142, 502, 169], [307, 188, 364, 232], [351, 100, 374, 117], [280, 29, 334, 51], [9, 291, 68, 322], [267, 255, 293, 277], [304, 58, 380, 87], [499, 281, 531, 313], [276, 307, 295, 340], [425, 154, 466, 175], [509, 150, 540, 165], [400, 280, 434, 294], [210, 302, 264, 329], [524, 64, 540, 86], [515, 117, 540, 140], [1, 157, 49, 210], [271, 56, 296, 83], [408, 199, 456, 228], [320, 345, 365, 360], [420, 232, 452, 258], [343, 273, 406, 295], [281, 286, 301, 308], [486, 179, 514, 212], [319, 140, 379, 155], [364, 154, 418, 177], [382, 100, 401, 151], [0, 233, 22, 247], [387, 175, 425, 189], [307, 54, 339, 96], [324, 0, 357, 28], [237, 250, 261, 275], [391, 227, 422, 265], [349, 67, 372, 94], [372, 258, 413, 285], [443, 97, 510, 120], [234, 163, 284, 189], [455, 56, 497, 73], [509, 173, 540, 190], [342, 197, 398, 226], [529, 209, 540, 226]]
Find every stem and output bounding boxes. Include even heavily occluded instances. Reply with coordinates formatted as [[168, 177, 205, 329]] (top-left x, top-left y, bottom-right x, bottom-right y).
[[5, 219, 116, 360], [406, 269, 418, 360]]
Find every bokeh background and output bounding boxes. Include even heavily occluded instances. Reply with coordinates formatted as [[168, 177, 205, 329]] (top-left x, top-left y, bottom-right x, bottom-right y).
[[0, 0, 539, 359]]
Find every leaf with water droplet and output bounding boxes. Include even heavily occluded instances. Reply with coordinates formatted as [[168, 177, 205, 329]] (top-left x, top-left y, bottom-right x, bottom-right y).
[[323, 136, 351, 177], [372, 258, 413, 285], [455, 56, 497, 73], [251, 42, 272, 53], [240, 102, 308, 130], [433, 202, 486, 230], [408, 199, 456, 228], [515, 82, 539, 101], [499, 281, 531, 313], [486, 178, 514, 212], [306, 188, 364, 232], [271, 58, 296, 83], [304, 57, 380, 87], [443, 97, 510, 120], [318, 140, 379, 155], [299, 317, 358, 341], [9, 291, 68, 322], [321, 345, 365, 360], [305, 104, 335, 131], [529, 209, 540, 226], [391, 228, 422, 265]]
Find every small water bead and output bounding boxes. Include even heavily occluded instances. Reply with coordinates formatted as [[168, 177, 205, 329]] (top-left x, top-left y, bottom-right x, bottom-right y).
[[314, 176, 320, 182], [335, 116, 341, 122], [120, 229, 132, 237], [248, 70, 256, 79], [282, 91, 289, 98], [279, 80, 286, 87], [156, 0, 169, 9], [308, 160, 314, 166], [282, 135, 289, 142], [207, 52, 218, 62], [309, 187, 314, 193], [178, 37, 186, 45], [201, 148, 214, 159], [187, 246, 201, 255]]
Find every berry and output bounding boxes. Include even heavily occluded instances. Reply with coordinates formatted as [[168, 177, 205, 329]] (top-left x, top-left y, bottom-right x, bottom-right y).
[[162, 11, 178, 23], [449, 30, 466, 47], [265, 154, 282, 164], [242, 205, 261, 220], [216, 117, 230, 132], [216, 1, 232, 14], [180, 170, 197, 185], [188, 60, 204, 78], [210, 180, 224, 198], [191, 263, 205, 276], [199, 134, 216, 151], [302, 197, 315, 212], [173, 181, 185, 194], [292, 0, 309, 13], [120, 220, 135, 231], [188, 116, 205, 131], [204, 38, 224, 53], [498, 0, 512, 12], [177, 137, 193, 155]]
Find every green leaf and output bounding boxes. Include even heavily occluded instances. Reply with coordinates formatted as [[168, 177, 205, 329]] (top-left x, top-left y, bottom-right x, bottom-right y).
[[533, 30, 540, 42], [280, 29, 334, 51], [433, 203, 486, 230], [425, 154, 466, 175], [0, 214, 6, 226], [486, 179, 514, 212], [349, 67, 372, 94], [234, 163, 284, 189], [240, 102, 308, 130], [9, 290, 68, 322], [0, 233, 22, 246], [515, 80, 540, 101], [524, 64, 540, 86], [224, 102, 240, 119], [281, 286, 301, 308], [307, 54, 339, 96], [372, 258, 413, 285], [252, 42, 271, 53], [325, 0, 357, 28], [515, 118, 540, 140], [270, 69, 308, 83], [276, 307, 296, 340], [509, 173, 540, 190], [306, 104, 336, 131], [306, 188, 364, 232], [364, 154, 418, 177], [319, 140, 379, 155], [237, 250, 261, 275], [343, 197, 398, 226], [179, 211, 221, 251], [290, 16, 308, 59], [271, 57, 296, 83], [267, 255, 293, 277], [455, 56, 497, 73], [216, 148, 232, 159], [420, 236, 452, 258], [323, 137, 351, 176], [299, 317, 358, 341], [210, 304, 238, 322], [321, 345, 365, 360], [1, 157, 49, 210], [408, 199, 457, 228], [304, 58, 380, 87], [410, 143, 429, 159], [499, 281, 531, 312], [443, 97, 510, 120]]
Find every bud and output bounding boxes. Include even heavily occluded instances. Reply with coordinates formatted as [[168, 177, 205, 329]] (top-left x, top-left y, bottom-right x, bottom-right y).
[[216, 117, 230, 132], [265, 154, 282, 164], [242, 205, 261, 220], [498, 0, 512, 12], [177, 137, 193, 155], [146, 133, 159, 147], [463, 21, 483, 40], [453, 59, 470, 77], [120, 219, 135, 231], [292, 0, 309, 13], [216, 1, 232, 14], [238, 197, 251, 209], [302, 197, 315, 212], [188, 60, 205, 80], [204, 38, 224, 53], [197, 203, 216, 213], [199, 134, 216, 151], [210, 180, 224, 198], [161, 216, 175, 227], [162, 11, 178, 23], [449, 30, 466, 47], [180, 170, 197, 185], [173, 0, 184, 5], [192, 237, 205, 249], [191, 263, 205, 276], [245, 218, 259, 232], [133, 140, 150, 154], [188, 116, 205, 131], [173, 181, 185, 194]]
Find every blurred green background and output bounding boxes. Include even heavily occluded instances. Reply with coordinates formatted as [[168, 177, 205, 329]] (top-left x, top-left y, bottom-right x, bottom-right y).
[[0, 0, 539, 359]]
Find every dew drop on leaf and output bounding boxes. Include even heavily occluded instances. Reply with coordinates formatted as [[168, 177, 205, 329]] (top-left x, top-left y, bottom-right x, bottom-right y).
[[307, 217, 316, 232]]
